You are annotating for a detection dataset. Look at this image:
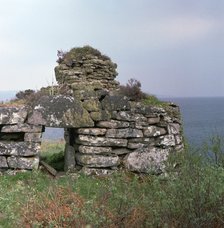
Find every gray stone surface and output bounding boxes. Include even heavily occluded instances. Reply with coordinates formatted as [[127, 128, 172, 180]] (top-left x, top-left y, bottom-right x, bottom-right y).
[[28, 95, 94, 128], [24, 133, 42, 142], [175, 135, 183, 145], [127, 142, 145, 149], [0, 106, 27, 124], [90, 110, 111, 121], [168, 123, 181, 135], [64, 143, 75, 172], [158, 135, 176, 147], [124, 147, 170, 174], [112, 148, 133, 155], [78, 145, 112, 154], [106, 128, 143, 138], [101, 95, 131, 111], [147, 117, 160, 124], [82, 99, 101, 112], [76, 154, 120, 167], [111, 111, 132, 121], [1, 124, 42, 133], [7, 156, 39, 170], [0, 156, 8, 168], [143, 126, 167, 137], [77, 128, 107, 136], [81, 167, 115, 175], [96, 120, 129, 128], [76, 135, 128, 147], [0, 142, 40, 156]]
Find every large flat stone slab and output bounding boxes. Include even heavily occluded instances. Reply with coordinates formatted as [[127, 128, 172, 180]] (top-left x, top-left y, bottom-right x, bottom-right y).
[[28, 95, 94, 128]]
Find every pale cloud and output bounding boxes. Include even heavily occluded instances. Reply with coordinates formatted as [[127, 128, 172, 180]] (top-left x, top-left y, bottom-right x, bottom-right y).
[[155, 16, 218, 45], [116, 16, 219, 50]]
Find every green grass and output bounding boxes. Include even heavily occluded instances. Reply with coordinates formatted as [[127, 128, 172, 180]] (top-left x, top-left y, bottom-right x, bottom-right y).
[[40, 140, 65, 171], [142, 94, 167, 106], [0, 137, 224, 227]]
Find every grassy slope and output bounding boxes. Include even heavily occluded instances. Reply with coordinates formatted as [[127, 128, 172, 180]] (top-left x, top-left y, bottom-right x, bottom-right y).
[[0, 138, 224, 227]]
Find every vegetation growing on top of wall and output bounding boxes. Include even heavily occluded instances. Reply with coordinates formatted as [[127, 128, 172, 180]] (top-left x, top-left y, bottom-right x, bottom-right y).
[[119, 78, 167, 106], [57, 45, 111, 64]]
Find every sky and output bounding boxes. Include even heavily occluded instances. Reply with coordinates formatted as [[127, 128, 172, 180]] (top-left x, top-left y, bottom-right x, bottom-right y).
[[0, 0, 223, 97]]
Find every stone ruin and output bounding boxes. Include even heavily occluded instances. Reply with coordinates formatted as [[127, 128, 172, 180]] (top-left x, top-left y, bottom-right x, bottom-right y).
[[0, 46, 184, 175]]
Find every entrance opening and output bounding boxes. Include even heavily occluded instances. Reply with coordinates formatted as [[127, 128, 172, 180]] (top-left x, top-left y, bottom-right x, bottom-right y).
[[41, 127, 65, 172]]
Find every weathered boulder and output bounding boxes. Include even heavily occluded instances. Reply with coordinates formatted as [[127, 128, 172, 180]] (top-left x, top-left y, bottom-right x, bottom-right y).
[[124, 147, 170, 174], [28, 95, 94, 128]]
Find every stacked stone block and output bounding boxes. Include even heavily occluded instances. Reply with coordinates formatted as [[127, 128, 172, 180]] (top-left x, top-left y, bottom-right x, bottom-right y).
[[54, 47, 119, 93], [68, 95, 184, 175], [0, 106, 42, 171]]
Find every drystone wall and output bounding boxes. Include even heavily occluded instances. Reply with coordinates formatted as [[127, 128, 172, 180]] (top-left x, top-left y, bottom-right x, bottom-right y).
[[29, 94, 184, 174], [0, 46, 184, 175], [0, 106, 42, 171], [55, 47, 119, 92], [68, 99, 183, 175]]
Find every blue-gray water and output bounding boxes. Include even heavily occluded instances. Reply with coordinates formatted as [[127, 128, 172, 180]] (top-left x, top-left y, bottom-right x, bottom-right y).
[[162, 97, 224, 146], [43, 97, 224, 146]]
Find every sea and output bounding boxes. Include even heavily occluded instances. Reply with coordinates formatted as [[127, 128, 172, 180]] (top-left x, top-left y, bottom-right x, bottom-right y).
[[162, 97, 224, 146]]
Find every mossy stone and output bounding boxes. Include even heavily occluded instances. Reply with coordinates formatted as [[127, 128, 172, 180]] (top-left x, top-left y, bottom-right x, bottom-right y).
[[82, 99, 101, 112]]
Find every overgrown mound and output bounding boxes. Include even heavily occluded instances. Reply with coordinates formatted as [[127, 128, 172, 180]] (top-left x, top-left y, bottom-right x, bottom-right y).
[[57, 45, 111, 64]]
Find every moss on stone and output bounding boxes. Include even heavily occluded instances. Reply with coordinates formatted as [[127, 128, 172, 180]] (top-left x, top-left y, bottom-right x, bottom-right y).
[[62, 108, 94, 128], [82, 100, 101, 112], [90, 110, 111, 122]]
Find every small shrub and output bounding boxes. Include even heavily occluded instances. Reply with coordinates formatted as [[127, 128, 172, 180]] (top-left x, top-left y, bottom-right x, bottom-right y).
[[15, 89, 35, 100], [119, 78, 147, 101]]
